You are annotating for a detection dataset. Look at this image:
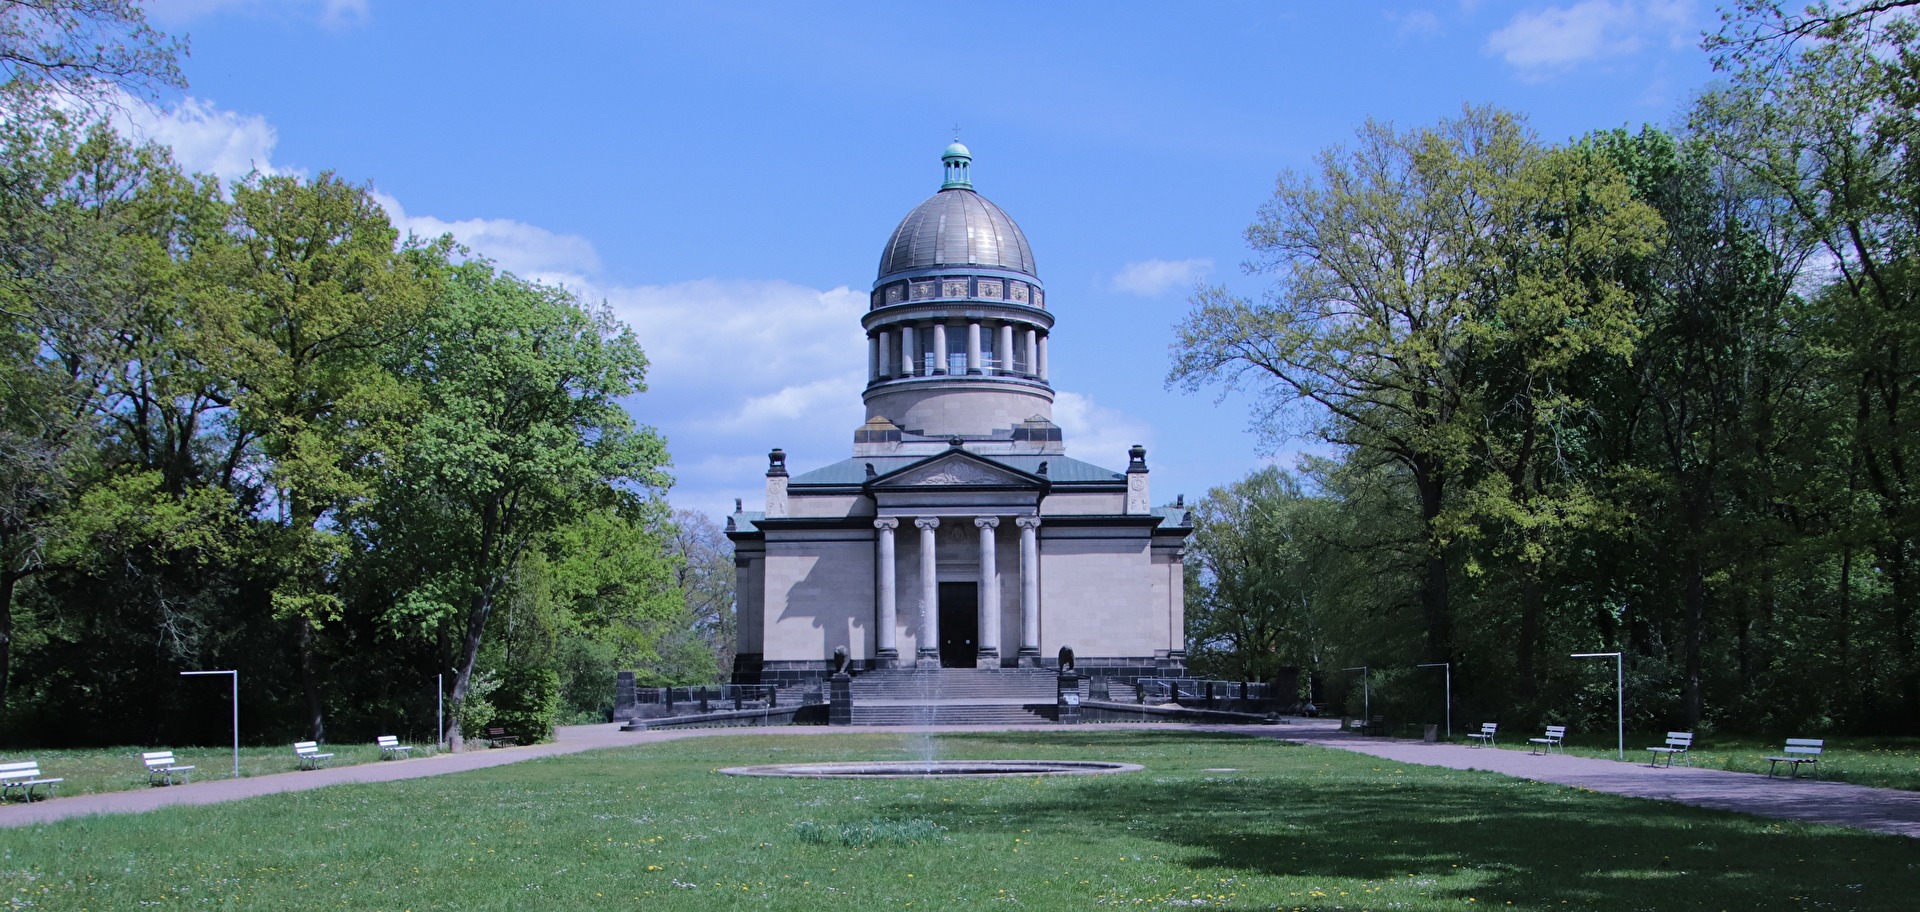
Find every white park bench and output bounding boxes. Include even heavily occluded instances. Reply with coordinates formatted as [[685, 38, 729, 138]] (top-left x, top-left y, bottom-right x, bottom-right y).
[[376, 735, 412, 759], [142, 750, 194, 786], [1529, 725, 1567, 755], [0, 760, 62, 802], [293, 740, 334, 770], [1765, 738, 1823, 779], [1466, 722, 1498, 748], [1646, 731, 1693, 767]]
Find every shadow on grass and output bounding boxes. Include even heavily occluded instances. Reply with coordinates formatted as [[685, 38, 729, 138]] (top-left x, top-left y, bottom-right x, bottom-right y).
[[859, 734, 1918, 909]]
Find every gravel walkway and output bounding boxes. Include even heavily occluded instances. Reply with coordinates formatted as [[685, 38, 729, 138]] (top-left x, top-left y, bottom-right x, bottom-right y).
[[5, 719, 1917, 839]]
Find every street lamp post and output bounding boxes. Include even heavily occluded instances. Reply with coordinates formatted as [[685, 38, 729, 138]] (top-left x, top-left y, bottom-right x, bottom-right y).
[[1571, 652, 1624, 760], [180, 670, 239, 778], [1342, 665, 1369, 728], [437, 673, 445, 749], [1416, 662, 1451, 739]]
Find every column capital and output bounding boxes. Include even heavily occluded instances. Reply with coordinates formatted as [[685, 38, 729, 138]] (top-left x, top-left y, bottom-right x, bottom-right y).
[[874, 517, 899, 531], [914, 516, 940, 530], [974, 516, 1000, 530], [1015, 515, 1042, 531]]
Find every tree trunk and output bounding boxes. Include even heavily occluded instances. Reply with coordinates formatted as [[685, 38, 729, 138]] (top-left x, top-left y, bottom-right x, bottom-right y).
[[0, 568, 15, 718], [296, 616, 325, 741], [1517, 569, 1542, 700], [1890, 545, 1917, 731], [448, 584, 496, 752], [1415, 467, 1452, 663], [1681, 492, 1707, 730]]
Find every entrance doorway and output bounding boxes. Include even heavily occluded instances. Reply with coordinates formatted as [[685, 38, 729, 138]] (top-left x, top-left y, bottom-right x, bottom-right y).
[[937, 582, 978, 668]]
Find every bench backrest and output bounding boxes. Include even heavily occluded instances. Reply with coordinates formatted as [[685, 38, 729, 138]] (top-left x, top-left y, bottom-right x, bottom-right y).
[[0, 761, 42, 780], [1543, 725, 1566, 739], [142, 751, 177, 768], [1665, 732, 1693, 748], [1783, 738, 1824, 756], [1480, 723, 1498, 734], [376, 736, 401, 747], [294, 741, 321, 754]]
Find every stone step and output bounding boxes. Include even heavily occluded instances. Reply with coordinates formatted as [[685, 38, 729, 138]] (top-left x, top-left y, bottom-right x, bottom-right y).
[[850, 703, 1057, 725], [849, 668, 1077, 701]]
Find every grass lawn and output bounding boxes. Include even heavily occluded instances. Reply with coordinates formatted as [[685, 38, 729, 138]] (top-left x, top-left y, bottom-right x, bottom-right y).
[[0, 741, 439, 798], [1429, 729, 1920, 791], [2, 729, 1916, 911]]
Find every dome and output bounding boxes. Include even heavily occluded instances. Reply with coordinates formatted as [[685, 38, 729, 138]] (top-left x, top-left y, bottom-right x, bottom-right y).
[[876, 188, 1038, 280]]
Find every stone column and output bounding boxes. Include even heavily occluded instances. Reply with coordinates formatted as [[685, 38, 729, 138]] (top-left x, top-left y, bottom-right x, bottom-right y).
[[877, 330, 892, 379], [915, 517, 941, 667], [998, 324, 1014, 375], [900, 325, 916, 376], [1037, 334, 1049, 381], [1025, 328, 1038, 376], [975, 516, 1000, 666], [932, 324, 948, 375], [867, 334, 878, 381], [1016, 516, 1042, 665], [966, 322, 983, 374], [874, 518, 899, 667]]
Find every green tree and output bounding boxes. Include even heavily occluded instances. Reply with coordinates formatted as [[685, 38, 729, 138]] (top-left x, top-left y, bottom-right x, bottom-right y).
[[1445, 140, 1663, 698], [0, 110, 223, 714], [209, 171, 443, 740], [1185, 467, 1337, 684], [0, 0, 185, 102], [1172, 107, 1659, 670], [1704, 0, 1920, 727], [371, 262, 670, 749]]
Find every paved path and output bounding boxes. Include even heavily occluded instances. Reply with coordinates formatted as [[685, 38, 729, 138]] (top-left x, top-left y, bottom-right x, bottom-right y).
[[1261, 719, 1920, 839], [5, 720, 1918, 839]]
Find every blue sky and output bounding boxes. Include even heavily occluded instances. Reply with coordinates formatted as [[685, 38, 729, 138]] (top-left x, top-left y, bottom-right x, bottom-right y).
[[132, 1, 1720, 522]]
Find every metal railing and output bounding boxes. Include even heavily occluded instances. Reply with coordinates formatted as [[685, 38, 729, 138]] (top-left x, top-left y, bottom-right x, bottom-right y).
[[1129, 678, 1276, 705], [630, 684, 778, 714]]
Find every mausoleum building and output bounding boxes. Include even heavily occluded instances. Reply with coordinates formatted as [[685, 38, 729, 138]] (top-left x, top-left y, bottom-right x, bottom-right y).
[[727, 144, 1191, 687]]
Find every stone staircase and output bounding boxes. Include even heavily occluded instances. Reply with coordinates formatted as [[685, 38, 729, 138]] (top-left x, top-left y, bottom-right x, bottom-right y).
[[846, 668, 1086, 725]]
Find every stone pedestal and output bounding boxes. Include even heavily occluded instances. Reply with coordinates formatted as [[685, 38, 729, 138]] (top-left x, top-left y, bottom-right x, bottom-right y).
[[1056, 671, 1082, 724], [828, 673, 853, 726]]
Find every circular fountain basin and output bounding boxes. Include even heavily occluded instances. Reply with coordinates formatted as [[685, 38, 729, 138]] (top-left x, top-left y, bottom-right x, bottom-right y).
[[719, 760, 1143, 779]]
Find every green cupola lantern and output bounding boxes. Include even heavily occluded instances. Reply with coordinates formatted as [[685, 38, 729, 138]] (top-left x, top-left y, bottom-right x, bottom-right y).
[[941, 141, 972, 190]]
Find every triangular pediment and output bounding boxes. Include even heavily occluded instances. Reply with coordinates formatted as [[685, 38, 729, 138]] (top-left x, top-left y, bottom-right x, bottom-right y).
[[871, 452, 1039, 489]]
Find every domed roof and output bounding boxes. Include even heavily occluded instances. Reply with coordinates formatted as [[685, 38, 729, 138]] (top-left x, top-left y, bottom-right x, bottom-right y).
[[876, 188, 1038, 280]]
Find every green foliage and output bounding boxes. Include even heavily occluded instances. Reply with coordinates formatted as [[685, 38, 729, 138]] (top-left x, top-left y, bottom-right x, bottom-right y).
[[0, 101, 686, 746], [1177, 19, 1920, 734], [450, 669, 499, 734], [488, 664, 560, 744]]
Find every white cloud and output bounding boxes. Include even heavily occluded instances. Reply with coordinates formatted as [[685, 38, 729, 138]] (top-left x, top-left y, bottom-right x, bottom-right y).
[[1484, 0, 1695, 75], [587, 279, 867, 393], [1110, 258, 1212, 296], [1388, 9, 1444, 40], [1053, 390, 1153, 470], [112, 95, 291, 183], [372, 192, 603, 278], [722, 374, 865, 431]]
